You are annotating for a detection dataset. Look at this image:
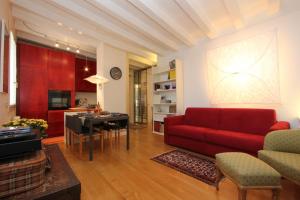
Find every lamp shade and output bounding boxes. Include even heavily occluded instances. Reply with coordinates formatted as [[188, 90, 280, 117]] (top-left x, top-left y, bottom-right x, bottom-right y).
[[84, 74, 109, 84]]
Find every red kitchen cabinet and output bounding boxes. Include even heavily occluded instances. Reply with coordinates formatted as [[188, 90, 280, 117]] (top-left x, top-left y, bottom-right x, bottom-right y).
[[18, 42, 77, 137], [48, 49, 75, 107], [48, 50, 75, 90], [18, 43, 48, 120], [75, 58, 96, 92], [47, 110, 65, 137]]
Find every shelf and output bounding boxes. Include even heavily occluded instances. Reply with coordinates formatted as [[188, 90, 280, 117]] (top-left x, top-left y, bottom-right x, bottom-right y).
[[153, 68, 175, 75], [153, 112, 177, 115], [153, 131, 164, 135], [153, 79, 176, 84], [153, 103, 176, 105], [152, 59, 182, 136], [154, 89, 176, 93]]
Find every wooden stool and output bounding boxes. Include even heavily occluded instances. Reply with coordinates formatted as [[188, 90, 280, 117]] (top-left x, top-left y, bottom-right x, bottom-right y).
[[216, 152, 281, 200]]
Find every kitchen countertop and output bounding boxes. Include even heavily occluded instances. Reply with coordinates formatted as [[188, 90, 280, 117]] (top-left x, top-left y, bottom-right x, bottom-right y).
[[65, 107, 94, 112]]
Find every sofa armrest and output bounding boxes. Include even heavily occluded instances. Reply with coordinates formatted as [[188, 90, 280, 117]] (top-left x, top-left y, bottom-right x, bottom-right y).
[[269, 121, 290, 131], [164, 115, 184, 144], [164, 115, 185, 127], [264, 129, 300, 153]]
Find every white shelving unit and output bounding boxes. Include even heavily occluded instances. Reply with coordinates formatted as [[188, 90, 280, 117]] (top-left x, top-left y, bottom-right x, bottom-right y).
[[152, 58, 183, 135]]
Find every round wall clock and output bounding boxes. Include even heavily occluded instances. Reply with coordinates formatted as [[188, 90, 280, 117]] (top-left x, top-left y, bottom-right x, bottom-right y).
[[110, 67, 122, 80]]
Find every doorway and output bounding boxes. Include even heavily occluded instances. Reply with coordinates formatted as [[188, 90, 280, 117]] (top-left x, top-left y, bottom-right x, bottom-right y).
[[129, 66, 152, 127]]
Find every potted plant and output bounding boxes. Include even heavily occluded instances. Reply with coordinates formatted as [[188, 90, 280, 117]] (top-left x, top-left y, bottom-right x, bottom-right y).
[[2, 118, 48, 139]]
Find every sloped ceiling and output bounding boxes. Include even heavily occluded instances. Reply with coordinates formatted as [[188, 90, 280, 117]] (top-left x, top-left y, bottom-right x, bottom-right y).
[[10, 0, 300, 59]]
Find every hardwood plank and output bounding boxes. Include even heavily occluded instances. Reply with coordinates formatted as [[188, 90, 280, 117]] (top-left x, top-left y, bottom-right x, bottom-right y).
[[58, 127, 300, 200]]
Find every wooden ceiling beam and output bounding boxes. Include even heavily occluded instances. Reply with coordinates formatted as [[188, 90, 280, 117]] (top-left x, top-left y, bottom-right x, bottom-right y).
[[128, 0, 196, 46], [175, 0, 217, 38], [86, 0, 178, 51], [11, 0, 158, 61], [268, 0, 280, 15], [48, 0, 167, 55], [223, 0, 244, 29]]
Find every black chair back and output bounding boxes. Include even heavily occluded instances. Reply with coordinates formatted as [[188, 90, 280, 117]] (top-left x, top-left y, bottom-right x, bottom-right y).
[[66, 115, 73, 130], [118, 119, 128, 129], [68, 116, 84, 134]]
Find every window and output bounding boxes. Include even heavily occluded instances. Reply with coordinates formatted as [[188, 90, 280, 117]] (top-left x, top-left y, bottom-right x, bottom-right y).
[[9, 31, 16, 106]]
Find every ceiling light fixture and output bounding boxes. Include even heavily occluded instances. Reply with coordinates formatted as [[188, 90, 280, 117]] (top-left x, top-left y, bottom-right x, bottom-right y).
[[84, 56, 89, 72], [85, 74, 109, 89], [22, 21, 89, 56]]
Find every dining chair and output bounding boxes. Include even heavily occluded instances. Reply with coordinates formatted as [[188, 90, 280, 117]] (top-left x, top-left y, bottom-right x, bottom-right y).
[[68, 116, 104, 158], [91, 121, 121, 151], [93, 122, 106, 152], [104, 119, 128, 144], [65, 115, 73, 147]]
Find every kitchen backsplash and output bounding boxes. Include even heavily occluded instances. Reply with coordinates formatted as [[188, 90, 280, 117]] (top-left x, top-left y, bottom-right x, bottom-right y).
[[75, 92, 97, 107]]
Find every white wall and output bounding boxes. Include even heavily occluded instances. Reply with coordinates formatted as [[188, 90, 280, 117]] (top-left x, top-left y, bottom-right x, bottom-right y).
[[97, 44, 128, 113], [75, 92, 97, 105], [147, 67, 153, 124], [159, 11, 300, 128], [0, 0, 15, 125]]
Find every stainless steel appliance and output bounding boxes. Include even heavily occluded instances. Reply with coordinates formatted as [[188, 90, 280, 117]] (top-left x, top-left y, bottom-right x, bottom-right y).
[[48, 90, 71, 110]]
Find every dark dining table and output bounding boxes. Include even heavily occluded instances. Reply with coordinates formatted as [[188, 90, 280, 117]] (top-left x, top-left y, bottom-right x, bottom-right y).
[[75, 113, 130, 161]]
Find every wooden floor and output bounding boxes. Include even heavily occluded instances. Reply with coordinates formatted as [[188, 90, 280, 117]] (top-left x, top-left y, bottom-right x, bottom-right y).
[[58, 126, 300, 200], [43, 136, 64, 145]]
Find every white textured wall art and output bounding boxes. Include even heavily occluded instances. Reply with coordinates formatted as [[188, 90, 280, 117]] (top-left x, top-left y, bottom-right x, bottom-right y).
[[207, 31, 280, 104]]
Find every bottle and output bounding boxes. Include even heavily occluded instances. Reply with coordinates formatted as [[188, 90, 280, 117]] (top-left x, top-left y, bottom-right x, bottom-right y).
[[94, 102, 102, 114]]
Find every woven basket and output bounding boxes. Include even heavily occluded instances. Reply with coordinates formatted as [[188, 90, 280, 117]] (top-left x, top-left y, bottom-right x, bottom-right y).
[[0, 150, 46, 198]]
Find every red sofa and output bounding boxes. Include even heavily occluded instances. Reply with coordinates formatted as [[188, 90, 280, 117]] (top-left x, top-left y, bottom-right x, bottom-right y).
[[164, 108, 290, 156]]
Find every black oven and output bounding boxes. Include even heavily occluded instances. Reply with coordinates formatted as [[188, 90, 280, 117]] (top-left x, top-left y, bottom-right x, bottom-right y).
[[48, 90, 71, 110]]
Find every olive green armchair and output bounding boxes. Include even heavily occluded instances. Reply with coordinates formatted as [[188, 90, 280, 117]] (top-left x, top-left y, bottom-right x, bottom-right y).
[[258, 129, 300, 185]]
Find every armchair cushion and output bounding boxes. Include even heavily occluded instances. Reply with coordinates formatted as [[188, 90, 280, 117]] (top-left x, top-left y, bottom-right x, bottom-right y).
[[258, 150, 300, 184], [216, 152, 281, 187], [264, 129, 300, 153]]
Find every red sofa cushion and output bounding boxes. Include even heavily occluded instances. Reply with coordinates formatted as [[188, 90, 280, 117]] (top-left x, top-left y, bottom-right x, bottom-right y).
[[184, 108, 220, 129], [205, 130, 264, 153], [168, 125, 216, 142], [219, 108, 276, 135]]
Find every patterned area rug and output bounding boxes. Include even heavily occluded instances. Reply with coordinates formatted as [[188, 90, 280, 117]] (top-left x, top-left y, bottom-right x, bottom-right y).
[[152, 149, 218, 186]]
